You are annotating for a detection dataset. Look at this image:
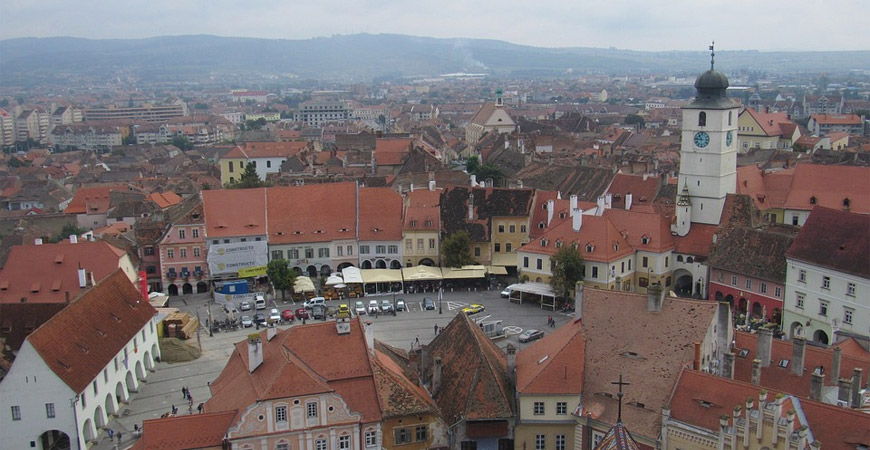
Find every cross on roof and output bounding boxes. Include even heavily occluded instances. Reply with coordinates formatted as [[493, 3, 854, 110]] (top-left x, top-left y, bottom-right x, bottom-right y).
[[709, 41, 716, 71], [611, 374, 630, 423]]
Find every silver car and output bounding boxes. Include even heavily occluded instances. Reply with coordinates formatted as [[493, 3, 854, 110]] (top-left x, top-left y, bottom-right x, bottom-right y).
[[518, 329, 545, 343]]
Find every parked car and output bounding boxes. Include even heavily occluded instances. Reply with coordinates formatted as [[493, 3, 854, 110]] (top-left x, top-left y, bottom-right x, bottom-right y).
[[354, 300, 367, 315], [311, 304, 327, 320], [269, 308, 281, 323], [518, 329, 545, 343], [281, 309, 295, 322], [338, 304, 351, 317], [500, 288, 513, 298], [304, 297, 326, 309], [255, 295, 267, 310], [462, 304, 486, 315], [423, 297, 435, 310], [380, 299, 393, 313], [295, 308, 310, 320], [368, 300, 380, 314], [239, 301, 252, 311], [240, 315, 253, 328], [253, 313, 267, 326], [396, 299, 406, 312]]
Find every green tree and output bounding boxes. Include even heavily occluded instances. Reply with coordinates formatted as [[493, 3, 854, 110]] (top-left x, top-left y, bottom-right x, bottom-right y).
[[122, 135, 137, 145], [52, 223, 86, 243], [226, 162, 265, 189], [465, 155, 480, 174], [624, 114, 645, 128], [441, 230, 475, 268], [267, 259, 297, 302], [549, 246, 585, 299], [474, 163, 503, 186], [194, 103, 210, 110], [171, 136, 193, 150]]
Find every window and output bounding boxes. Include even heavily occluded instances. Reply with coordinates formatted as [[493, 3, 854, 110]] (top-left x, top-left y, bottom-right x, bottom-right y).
[[775, 287, 782, 297], [376, 245, 386, 254], [316, 439, 327, 450], [289, 249, 299, 259], [798, 270, 806, 283], [178, 229, 186, 239], [534, 402, 544, 415], [796, 292, 805, 309], [819, 300, 828, 317], [339, 436, 351, 450], [506, 243, 512, 252], [46, 403, 55, 418], [822, 276, 830, 289], [415, 425, 428, 442], [417, 239, 424, 250], [193, 247, 200, 257], [305, 248, 314, 258], [535, 434, 545, 450], [536, 259, 542, 270], [792, 215, 799, 226], [556, 402, 567, 415], [523, 256, 529, 268], [192, 229, 199, 238], [521, 225, 527, 233], [555, 435, 566, 450], [665, 256, 669, 268], [745, 279, 752, 290], [144, 246, 154, 256], [498, 225, 505, 233], [406, 239, 413, 250], [267, 160, 272, 168], [306, 401, 318, 418], [388, 245, 398, 254], [337, 246, 343, 256], [167, 249, 174, 259], [761, 283, 767, 294], [429, 239, 436, 249], [319, 248, 330, 258], [347, 246, 353, 256], [93, 380, 98, 396], [360, 245, 370, 254], [11, 405, 20, 421], [731, 275, 737, 286], [229, 161, 234, 172], [365, 431, 377, 447], [677, 255, 683, 262], [461, 442, 477, 450], [592, 432, 605, 448], [114, 356, 119, 371], [844, 308, 854, 325], [474, 247, 481, 257], [494, 243, 501, 253], [698, 111, 706, 126], [180, 248, 187, 258], [277, 444, 289, 450], [103, 368, 108, 383], [642, 256, 648, 268], [592, 266, 599, 278], [847, 282, 856, 297], [620, 261, 625, 273], [510, 225, 516, 233], [275, 405, 287, 422], [395, 428, 411, 445]]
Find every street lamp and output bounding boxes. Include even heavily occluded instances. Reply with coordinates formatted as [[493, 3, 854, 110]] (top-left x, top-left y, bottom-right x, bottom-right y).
[[438, 287, 443, 315]]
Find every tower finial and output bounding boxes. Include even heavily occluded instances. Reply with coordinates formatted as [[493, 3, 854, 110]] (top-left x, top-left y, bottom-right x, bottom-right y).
[[709, 41, 715, 71], [611, 374, 630, 423]]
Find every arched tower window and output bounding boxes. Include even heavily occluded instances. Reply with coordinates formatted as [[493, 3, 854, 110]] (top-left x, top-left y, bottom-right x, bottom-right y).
[[698, 112, 707, 127], [728, 111, 733, 126]]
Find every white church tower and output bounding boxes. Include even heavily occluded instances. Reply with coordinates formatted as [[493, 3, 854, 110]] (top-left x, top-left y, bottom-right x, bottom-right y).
[[673, 43, 739, 236]]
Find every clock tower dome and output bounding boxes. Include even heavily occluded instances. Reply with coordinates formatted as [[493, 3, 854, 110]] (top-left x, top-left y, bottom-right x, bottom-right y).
[[673, 43, 739, 233]]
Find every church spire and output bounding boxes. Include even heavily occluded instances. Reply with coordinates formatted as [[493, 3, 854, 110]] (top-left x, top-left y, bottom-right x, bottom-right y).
[[709, 41, 715, 71]]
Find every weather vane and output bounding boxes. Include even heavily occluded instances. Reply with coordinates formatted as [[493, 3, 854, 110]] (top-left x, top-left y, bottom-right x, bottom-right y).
[[611, 374, 630, 423], [709, 41, 715, 71]]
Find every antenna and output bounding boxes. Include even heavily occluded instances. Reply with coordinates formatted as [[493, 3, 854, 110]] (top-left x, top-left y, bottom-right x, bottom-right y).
[[709, 41, 716, 71]]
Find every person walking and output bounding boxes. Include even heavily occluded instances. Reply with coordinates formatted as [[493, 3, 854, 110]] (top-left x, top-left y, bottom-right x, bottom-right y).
[[415, 335, 420, 346], [547, 315, 552, 327], [434, 324, 439, 335], [116, 432, 123, 445], [107, 428, 114, 441]]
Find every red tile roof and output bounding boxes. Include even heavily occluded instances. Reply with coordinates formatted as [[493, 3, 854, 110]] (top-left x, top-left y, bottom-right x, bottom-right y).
[[133, 411, 237, 450], [516, 318, 584, 395], [26, 270, 157, 393], [786, 206, 870, 278], [742, 107, 790, 137], [147, 191, 183, 209], [202, 188, 267, 238], [0, 240, 131, 304], [606, 174, 662, 210], [373, 350, 440, 418], [781, 164, 870, 214], [407, 189, 441, 208], [266, 183, 357, 244], [359, 188, 403, 241], [810, 113, 862, 125], [404, 206, 440, 230], [64, 185, 126, 214], [375, 138, 412, 166], [223, 141, 307, 159], [519, 214, 634, 263], [603, 209, 675, 254], [672, 223, 717, 257]]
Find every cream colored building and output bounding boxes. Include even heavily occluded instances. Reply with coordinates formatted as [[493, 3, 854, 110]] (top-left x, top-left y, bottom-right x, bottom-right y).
[[465, 90, 517, 144]]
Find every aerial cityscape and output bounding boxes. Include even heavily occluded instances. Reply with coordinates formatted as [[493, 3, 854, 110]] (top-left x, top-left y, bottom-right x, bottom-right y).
[[0, 2, 868, 450]]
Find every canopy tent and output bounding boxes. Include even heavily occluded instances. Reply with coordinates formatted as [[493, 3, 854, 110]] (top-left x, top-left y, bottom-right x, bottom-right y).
[[505, 282, 557, 310], [294, 276, 316, 292], [360, 269, 404, 284], [341, 267, 364, 284], [402, 266, 443, 281], [486, 265, 509, 275], [325, 274, 344, 286], [441, 265, 487, 279]]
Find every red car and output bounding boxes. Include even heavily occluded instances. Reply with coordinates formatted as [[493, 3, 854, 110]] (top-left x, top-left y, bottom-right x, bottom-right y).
[[295, 308, 310, 320], [281, 309, 295, 322]]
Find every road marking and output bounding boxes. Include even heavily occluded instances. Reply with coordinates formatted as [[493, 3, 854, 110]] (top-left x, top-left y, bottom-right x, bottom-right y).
[[473, 314, 491, 324], [446, 301, 467, 310], [503, 326, 523, 335]]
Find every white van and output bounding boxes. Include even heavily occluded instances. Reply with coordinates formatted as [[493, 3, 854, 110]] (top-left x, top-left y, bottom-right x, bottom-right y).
[[255, 293, 267, 310], [304, 297, 326, 309]]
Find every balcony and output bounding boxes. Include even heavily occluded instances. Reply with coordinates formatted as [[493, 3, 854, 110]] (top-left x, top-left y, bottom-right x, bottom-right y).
[[167, 272, 177, 280], [194, 270, 204, 279]]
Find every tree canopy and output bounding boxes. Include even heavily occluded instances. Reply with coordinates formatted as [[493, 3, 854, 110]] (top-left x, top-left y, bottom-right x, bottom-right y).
[[226, 162, 266, 189], [441, 230, 475, 268], [267, 259, 297, 302], [549, 246, 585, 299], [171, 135, 194, 150]]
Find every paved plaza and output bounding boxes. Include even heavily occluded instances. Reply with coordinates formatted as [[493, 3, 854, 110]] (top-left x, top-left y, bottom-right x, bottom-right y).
[[92, 287, 574, 449]]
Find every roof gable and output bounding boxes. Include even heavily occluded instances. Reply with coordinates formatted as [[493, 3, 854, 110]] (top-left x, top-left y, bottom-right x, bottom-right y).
[[786, 206, 870, 278], [516, 319, 584, 394]]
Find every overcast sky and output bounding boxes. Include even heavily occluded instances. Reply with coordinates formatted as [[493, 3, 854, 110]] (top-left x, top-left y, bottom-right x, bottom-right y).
[[2, 0, 867, 52]]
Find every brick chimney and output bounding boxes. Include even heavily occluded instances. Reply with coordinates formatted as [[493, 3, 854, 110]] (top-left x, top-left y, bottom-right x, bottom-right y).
[[506, 344, 517, 387], [751, 359, 762, 385], [838, 377, 852, 404], [810, 372, 824, 401], [791, 337, 806, 376], [432, 356, 442, 394], [757, 328, 773, 367], [247, 335, 264, 373]]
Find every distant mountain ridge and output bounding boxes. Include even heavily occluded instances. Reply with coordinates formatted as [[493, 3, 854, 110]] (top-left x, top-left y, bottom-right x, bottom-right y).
[[1, 34, 868, 85]]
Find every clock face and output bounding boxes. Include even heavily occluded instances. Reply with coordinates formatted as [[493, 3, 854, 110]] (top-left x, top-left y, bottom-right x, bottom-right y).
[[726, 130, 733, 147], [694, 131, 710, 148]]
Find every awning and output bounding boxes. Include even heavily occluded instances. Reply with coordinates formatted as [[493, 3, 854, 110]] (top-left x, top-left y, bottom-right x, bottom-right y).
[[487, 265, 508, 275], [341, 267, 364, 284], [325, 274, 344, 286], [442, 265, 486, 279], [294, 276, 316, 292], [506, 282, 556, 297], [402, 266, 443, 280], [360, 269, 404, 283]]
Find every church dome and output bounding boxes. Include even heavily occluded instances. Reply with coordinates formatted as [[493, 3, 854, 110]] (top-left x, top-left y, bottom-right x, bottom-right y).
[[694, 69, 729, 90]]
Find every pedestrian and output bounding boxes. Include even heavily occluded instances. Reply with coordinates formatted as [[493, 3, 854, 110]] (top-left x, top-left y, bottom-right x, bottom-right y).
[[434, 324, 439, 335], [108, 428, 114, 440], [181, 386, 186, 398], [415, 335, 420, 345], [547, 315, 552, 327], [134, 424, 140, 436], [117, 432, 123, 444], [188, 395, 194, 407], [551, 318, 555, 328], [171, 404, 177, 415], [198, 403, 204, 414]]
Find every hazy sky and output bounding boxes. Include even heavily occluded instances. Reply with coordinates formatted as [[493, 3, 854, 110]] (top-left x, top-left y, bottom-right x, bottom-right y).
[[2, 0, 868, 52]]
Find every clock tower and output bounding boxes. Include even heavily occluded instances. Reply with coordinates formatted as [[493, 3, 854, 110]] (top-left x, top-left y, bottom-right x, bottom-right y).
[[674, 43, 738, 234]]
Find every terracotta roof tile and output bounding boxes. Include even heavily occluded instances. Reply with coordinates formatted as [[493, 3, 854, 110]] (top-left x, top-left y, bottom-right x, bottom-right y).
[[606, 174, 662, 210], [672, 224, 717, 257], [359, 188, 403, 241], [516, 318, 584, 395], [373, 350, 439, 418], [26, 270, 156, 393], [202, 188, 267, 238], [708, 227, 796, 282], [782, 164, 870, 213], [64, 185, 126, 214], [786, 206, 869, 278], [520, 214, 634, 263], [266, 183, 357, 244], [603, 209, 675, 254], [134, 411, 237, 450]]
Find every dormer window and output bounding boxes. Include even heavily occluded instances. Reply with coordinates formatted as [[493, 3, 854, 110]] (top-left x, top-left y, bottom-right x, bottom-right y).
[[425, 220, 432, 227], [410, 220, 417, 227], [559, 212, 567, 219], [641, 235, 650, 245], [538, 221, 545, 229], [810, 196, 817, 204], [540, 239, 548, 247], [844, 198, 851, 209], [586, 244, 594, 253], [542, 203, 547, 210], [555, 241, 563, 248], [613, 243, 619, 251]]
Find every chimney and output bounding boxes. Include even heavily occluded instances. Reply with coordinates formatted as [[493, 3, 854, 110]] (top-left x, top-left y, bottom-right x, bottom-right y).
[[88, 271, 96, 288], [468, 193, 474, 220], [757, 391, 767, 441], [647, 283, 663, 312], [336, 316, 350, 335], [851, 368, 863, 408], [572, 209, 582, 231], [516, 180, 523, 189], [723, 352, 735, 379], [791, 337, 806, 376], [757, 328, 773, 367], [810, 372, 824, 401], [364, 321, 374, 351], [428, 180, 435, 191], [625, 193, 633, 210], [470, 174, 477, 187], [69, 234, 78, 244], [506, 344, 517, 386], [743, 399, 753, 448], [570, 195, 578, 212], [838, 377, 852, 404], [773, 394, 785, 445], [574, 282, 584, 321], [77, 267, 87, 288], [432, 356, 442, 394], [693, 342, 701, 370], [247, 335, 264, 373], [34, 238, 43, 245], [547, 199, 555, 226], [831, 346, 842, 386], [605, 193, 612, 209], [410, 183, 414, 192], [596, 196, 605, 214], [267, 326, 277, 341], [751, 359, 762, 385]]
